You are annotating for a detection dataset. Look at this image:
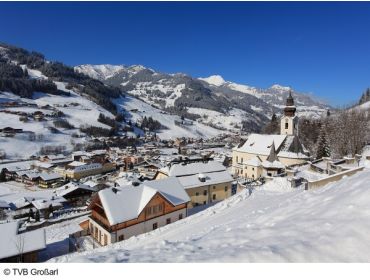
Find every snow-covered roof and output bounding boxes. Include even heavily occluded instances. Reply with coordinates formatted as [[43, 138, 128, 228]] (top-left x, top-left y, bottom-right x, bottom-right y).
[[0, 200, 10, 208], [162, 161, 226, 177], [177, 170, 233, 189], [68, 161, 87, 167], [235, 134, 287, 156], [262, 160, 285, 169], [30, 196, 66, 210], [55, 182, 97, 197], [244, 156, 262, 167], [98, 177, 190, 225], [0, 221, 46, 260], [33, 162, 55, 169], [0, 161, 34, 172], [38, 172, 63, 181]]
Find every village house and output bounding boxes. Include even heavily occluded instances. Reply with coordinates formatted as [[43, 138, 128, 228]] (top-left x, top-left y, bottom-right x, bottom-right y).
[[56, 182, 99, 207], [232, 92, 310, 179], [37, 172, 64, 188], [0, 127, 23, 137], [33, 111, 44, 121], [56, 151, 116, 180], [0, 221, 46, 263], [86, 177, 190, 246], [154, 158, 234, 208], [12, 170, 63, 188]]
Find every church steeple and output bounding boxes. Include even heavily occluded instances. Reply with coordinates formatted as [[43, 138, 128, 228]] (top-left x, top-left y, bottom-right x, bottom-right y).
[[280, 90, 298, 136], [283, 90, 296, 117], [266, 141, 278, 162]]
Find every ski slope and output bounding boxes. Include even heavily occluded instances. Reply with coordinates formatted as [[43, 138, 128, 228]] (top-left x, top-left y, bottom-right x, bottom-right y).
[[51, 166, 370, 263]]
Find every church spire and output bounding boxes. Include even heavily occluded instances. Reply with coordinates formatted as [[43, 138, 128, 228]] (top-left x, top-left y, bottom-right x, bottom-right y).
[[266, 141, 278, 162], [284, 90, 296, 117]]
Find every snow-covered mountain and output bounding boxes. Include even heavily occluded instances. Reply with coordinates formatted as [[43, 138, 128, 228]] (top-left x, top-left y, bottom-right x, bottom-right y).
[[0, 44, 225, 159], [76, 64, 330, 132], [75, 64, 125, 80], [50, 165, 370, 262]]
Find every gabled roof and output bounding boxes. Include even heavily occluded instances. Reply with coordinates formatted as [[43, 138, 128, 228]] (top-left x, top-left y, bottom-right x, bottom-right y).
[[55, 182, 98, 197], [38, 172, 63, 181], [160, 161, 226, 177], [177, 170, 233, 189], [244, 156, 262, 167], [98, 177, 190, 226], [235, 134, 287, 156], [0, 221, 46, 260]]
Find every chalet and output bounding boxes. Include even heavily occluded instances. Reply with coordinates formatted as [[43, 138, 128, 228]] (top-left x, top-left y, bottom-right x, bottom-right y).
[[1, 163, 33, 181], [0, 221, 46, 263], [39, 154, 66, 162], [33, 111, 44, 121], [154, 158, 234, 208], [87, 177, 190, 246], [38, 172, 64, 188], [0, 127, 23, 137], [13, 171, 63, 188], [232, 92, 310, 179], [56, 182, 98, 207], [30, 196, 67, 218]]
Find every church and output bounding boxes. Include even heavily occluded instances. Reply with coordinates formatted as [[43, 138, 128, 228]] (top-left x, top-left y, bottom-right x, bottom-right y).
[[232, 91, 311, 179]]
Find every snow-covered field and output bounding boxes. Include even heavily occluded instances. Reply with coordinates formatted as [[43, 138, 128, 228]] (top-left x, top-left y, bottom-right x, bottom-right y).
[[50, 166, 370, 263], [114, 95, 223, 139], [187, 107, 247, 131]]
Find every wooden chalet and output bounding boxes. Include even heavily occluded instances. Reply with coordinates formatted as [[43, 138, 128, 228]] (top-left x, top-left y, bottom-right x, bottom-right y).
[[86, 177, 190, 246]]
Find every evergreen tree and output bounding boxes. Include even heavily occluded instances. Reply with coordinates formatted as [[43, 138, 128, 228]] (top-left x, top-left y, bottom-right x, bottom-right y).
[[262, 113, 280, 134], [359, 88, 370, 105], [316, 126, 331, 159], [0, 169, 6, 182]]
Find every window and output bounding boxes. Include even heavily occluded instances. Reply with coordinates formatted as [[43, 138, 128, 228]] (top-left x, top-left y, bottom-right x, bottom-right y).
[[145, 203, 164, 216], [166, 218, 171, 224], [213, 186, 216, 189], [236, 156, 238, 163], [241, 170, 243, 174], [225, 186, 228, 192], [194, 202, 199, 207], [203, 190, 207, 196], [153, 223, 158, 230], [179, 213, 183, 220], [252, 167, 254, 171], [241, 158, 243, 164], [118, 235, 124, 241], [213, 194, 216, 200], [195, 192, 199, 196], [203, 201, 206, 205], [285, 122, 288, 129]]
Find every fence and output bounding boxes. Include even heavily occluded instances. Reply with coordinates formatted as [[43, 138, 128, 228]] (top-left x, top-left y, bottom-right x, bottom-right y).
[[307, 167, 364, 189]]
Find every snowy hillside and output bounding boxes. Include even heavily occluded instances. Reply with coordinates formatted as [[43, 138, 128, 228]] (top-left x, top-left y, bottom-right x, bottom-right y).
[[114, 95, 223, 139], [75, 64, 125, 80], [51, 167, 370, 263], [0, 44, 229, 159]]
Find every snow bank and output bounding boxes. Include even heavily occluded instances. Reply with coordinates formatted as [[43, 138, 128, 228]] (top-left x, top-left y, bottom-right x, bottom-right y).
[[50, 169, 370, 262]]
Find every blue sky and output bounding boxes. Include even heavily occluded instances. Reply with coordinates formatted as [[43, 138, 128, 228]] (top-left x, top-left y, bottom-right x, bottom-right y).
[[0, 2, 369, 105]]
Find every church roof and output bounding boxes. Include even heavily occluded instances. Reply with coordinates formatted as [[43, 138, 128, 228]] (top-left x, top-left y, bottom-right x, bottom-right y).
[[234, 134, 287, 156], [234, 134, 310, 160]]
